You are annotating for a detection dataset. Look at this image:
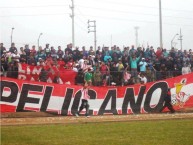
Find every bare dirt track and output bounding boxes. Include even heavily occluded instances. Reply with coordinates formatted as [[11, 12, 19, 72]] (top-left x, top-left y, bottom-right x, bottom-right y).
[[1, 112, 193, 126]]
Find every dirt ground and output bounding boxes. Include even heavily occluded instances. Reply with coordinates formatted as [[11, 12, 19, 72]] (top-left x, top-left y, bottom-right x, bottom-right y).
[[1, 111, 193, 126]]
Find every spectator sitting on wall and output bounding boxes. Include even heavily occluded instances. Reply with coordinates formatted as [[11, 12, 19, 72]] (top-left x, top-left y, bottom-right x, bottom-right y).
[[138, 72, 147, 84], [7, 61, 18, 79]]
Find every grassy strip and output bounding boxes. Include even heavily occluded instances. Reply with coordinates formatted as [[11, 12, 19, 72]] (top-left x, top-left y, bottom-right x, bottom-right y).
[[1, 119, 193, 145]]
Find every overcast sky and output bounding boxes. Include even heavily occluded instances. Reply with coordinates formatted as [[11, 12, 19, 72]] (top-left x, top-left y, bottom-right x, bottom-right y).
[[0, 0, 193, 50]]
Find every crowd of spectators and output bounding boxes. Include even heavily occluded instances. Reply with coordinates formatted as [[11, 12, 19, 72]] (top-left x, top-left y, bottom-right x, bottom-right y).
[[0, 42, 193, 86]]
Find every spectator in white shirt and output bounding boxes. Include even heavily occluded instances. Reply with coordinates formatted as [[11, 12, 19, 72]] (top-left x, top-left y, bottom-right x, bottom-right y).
[[182, 63, 191, 75], [138, 73, 147, 84]]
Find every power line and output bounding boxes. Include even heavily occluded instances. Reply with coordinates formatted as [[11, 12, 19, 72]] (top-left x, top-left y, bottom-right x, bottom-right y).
[[76, 13, 193, 27], [0, 13, 69, 17], [0, 4, 68, 9], [76, 5, 193, 20], [87, 0, 193, 13], [1, 12, 192, 27], [1, 0, 193, 13]]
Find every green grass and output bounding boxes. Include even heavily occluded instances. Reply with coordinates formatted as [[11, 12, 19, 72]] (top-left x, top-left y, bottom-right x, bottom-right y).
[[1, 119, 193, 145]]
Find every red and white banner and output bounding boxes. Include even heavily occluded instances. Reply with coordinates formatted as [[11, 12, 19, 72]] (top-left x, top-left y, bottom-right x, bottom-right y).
[[18, 63, 77, 84], [1, 73, 193, 115]]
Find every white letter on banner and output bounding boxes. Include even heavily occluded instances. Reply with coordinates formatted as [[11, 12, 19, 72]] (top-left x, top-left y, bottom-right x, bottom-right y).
[[18, 63, 25, 73], [32, 67, 42, 75], [18, 74, 27, 80]]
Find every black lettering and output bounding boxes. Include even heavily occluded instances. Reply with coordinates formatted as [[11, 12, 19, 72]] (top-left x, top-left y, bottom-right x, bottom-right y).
[[16, 84, 43, 112], [144, 82, 168, 113], [98, 89, 118, 115], [0, 81, 18, 103], [88, 89, 96, 115], [122, 86, 146, 114], [71, 90, 82, 115], [61, 88, 74, 115], [40, 86, 53, 112]]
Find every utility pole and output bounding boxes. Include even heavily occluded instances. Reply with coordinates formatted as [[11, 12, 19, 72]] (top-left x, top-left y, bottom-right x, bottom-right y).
[[159, 0, 163, 48], [179, 28, 183, 51], [171, 33, 179, 49], [110, 34, 112, 47], [38, 33, 43, 49], [70, 0, 75, 47], [88, 20, 96, 55], [134, 26, 139, 48], [11, 27, 14, 45]]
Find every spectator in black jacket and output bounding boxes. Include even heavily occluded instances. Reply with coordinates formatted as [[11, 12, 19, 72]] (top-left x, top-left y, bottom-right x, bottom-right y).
[[7, 61, 18, 79], [9, 43, 17, 54], [39, 67, 49, 82], [160, 88, 175, 113]]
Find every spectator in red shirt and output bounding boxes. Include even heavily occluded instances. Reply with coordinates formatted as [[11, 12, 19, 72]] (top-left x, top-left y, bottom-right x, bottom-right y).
[[30, 45, 37, 56], [155, 47, 163, 59]]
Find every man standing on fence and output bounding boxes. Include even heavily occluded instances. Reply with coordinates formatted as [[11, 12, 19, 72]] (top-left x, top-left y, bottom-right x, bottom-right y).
[[75, 83, 90, 118]]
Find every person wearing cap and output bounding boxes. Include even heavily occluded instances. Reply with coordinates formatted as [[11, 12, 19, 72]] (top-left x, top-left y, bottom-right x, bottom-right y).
[[160, 88, 175, 113], [139, 58, 148, 73]]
